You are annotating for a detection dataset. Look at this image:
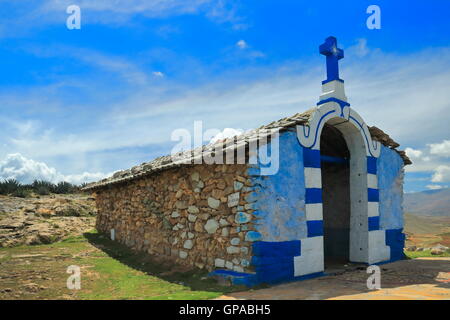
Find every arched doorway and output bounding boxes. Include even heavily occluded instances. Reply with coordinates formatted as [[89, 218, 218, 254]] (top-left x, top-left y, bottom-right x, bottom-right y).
[[319, 117, 369, 269], [297, 102, 380, 271], [320, 124, 351, 269]]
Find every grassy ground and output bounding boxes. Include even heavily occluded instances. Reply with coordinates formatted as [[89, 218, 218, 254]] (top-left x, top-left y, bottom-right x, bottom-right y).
[[404, 249, 450, 259], [2, 226, 449, 300], [0, 230, 247, 300]]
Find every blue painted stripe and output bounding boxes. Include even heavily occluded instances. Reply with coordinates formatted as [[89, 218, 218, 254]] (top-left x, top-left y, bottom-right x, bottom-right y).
[[368, 188, 379, 202], [293, 271, 325, 282], [251, 240, 302, 285], [316, 96, 350, 107], [256, 263, 295, 284], [385, 229, 406, 262], [321, 78, 344, 85], [252, 240, 301, 258], [367, 156, 377, 174], [208, 270, 258, 287], [300, 110, 336, 150], [368, 216, 380, 231], [307, 220, 324, 237], [303, 148, 321, 168], [320, 155, 349, 164], [252, 256, 295, 267], [350, 115, 377, 158], [305, 188, 322, 204]]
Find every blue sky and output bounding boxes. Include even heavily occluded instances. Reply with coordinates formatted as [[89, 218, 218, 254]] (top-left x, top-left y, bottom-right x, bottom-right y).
[[0, 0, 449, 192]]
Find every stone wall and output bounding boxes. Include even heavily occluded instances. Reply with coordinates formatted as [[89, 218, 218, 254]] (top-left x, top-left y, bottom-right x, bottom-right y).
[[246, 130, 308, 242], [94, 163, 255, 272], [377, 145, 405, 230]]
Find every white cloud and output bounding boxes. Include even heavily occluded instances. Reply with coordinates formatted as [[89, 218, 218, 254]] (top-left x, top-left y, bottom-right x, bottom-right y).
[[0, 153, 110, 185], [51, 0, 212, 16], [233, 40, 265, 58], [404, 140, 450, 186], [428, 140, 450, 157], [0, 153, 62, 184], [426, 184, 448, 190], [0, 0, 243, 37], [236, 40, 248, 49], [347, 38, 370, 57], [3, 48, 449, 160], [153, 71, 165, 78], [1, 43, 450, 184], [209, 128, 244, 144], [27, 45, 150, 86], [63, 172, 112, 185], [405, 147, 423, 159], [431, 165, 450, 183]]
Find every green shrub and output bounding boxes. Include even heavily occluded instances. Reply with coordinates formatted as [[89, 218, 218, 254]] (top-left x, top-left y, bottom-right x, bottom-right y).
[[36, 186, 51, 195], [0, 178, 85, 196], [54, 181, 75, 194], [12, 187, 30, 198], [32, 180, 56, 193], [0, 179, 21, 195]]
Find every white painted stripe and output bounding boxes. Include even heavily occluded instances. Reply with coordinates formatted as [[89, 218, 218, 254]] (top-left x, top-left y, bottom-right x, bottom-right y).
[[304, 167, 322, 189], [368, 202, 379, 217], [367, 173, 378, 189], [306, 203, 323, 221], [302, 236, 323, 252], [294, 236, 324, 276], [368, 230, 390, 264]]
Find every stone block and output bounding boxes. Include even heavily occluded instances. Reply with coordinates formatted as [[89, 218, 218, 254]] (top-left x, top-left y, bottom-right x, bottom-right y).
[[233, 266, 244, 273], [183, 240, 193, 250], [225, 261, 233, 270], [234, 181, 244, 191], [221, 227, 229, 237], [191, 172, 200, 182], [204, 219, 219, 234], [207, 197, 221, 209], [230, 237, 240, 246], [187, 206, 199, 214], [215, 258, 225, 268], [245, 231, 262, 242], [227, 192, 240, 207], [235, 212, 252, 224], [171, 211, 180, 218], [226, 246, 240, 254], [241, 259, 250, 267]]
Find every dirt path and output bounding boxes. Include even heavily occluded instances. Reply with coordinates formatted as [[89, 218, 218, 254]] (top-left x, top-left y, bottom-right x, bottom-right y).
[[217, 258, 450, 300]]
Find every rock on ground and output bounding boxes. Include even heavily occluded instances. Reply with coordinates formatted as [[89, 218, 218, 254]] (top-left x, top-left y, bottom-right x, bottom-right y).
[[0, 193, 96, 247]]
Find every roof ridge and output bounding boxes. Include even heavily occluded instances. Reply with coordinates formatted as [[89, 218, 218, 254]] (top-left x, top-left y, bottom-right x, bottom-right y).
[[83, 108, 410, 191]]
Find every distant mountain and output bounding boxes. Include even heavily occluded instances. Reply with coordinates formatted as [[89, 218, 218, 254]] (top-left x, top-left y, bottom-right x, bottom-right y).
[[404, 188, 450, 216]]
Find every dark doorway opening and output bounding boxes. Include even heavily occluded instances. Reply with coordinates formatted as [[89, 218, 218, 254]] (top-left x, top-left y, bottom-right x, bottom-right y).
[[320, 124, 351, 271]]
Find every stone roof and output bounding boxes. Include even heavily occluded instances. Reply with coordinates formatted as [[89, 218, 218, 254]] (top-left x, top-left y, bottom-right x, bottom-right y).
[[368, 126, 411, 166], [83, 108, 410, 191]]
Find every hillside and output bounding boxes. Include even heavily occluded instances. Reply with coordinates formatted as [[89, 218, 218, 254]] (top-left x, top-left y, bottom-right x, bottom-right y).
[[403, 188, 450, 216], [0, 193, 97, 247], [404, 213, 450, 248]]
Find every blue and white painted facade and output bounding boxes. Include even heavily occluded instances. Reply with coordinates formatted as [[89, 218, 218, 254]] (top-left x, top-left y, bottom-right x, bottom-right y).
[[210, 37, 407, 286]]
